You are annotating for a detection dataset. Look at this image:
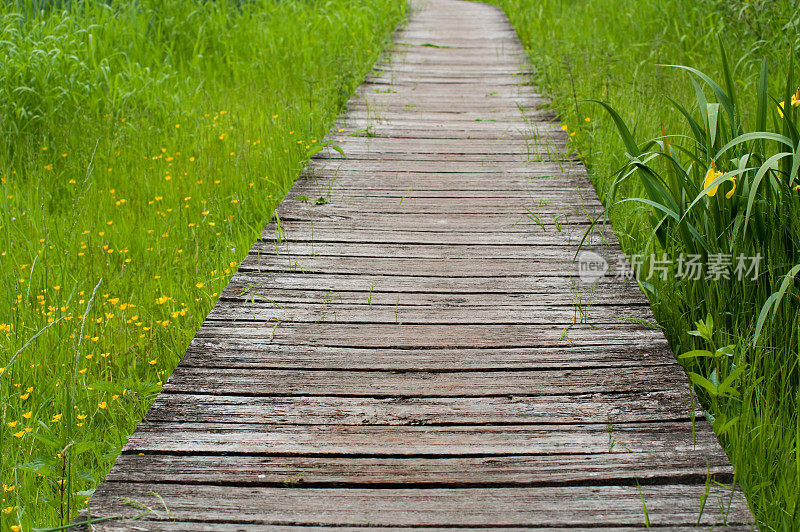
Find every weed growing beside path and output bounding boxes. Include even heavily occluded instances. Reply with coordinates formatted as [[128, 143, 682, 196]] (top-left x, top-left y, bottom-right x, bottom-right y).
[[0, 0, 406, 528], [491, 0, 799, 528]]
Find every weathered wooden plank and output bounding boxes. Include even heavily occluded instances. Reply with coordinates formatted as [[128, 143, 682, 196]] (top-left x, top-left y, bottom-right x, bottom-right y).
[[243, 245, 612, 266], [193, 323, 667, 349], [303, 162, 585, 177], [248, 241, 610, 259], [314, 153, 569, 164], [260, 226, 616, 246], [364, 76, 527, 86], [288, 181, 597, 195], [180, 342, 676, 370], [267, 214, 603, 233], [161, 365, 688, 398], [225, 273, 642, 298], [84, 483, 752, 527], [329, 128, 553, 140], [353, 90, 544, 102], [290, 179, 592, 193], [336, 116, 561, 130], [276, 194, 602, 212], [86, 523, 756, 532], [105, 451, 730, 486], [240, 249, 614, 272], [310, 159, 584, 174], [145, 390, 699, 425], [318, 137, 559, 151], [342, 111, 544, 123], [221, 286, 653, 308], [121, 422, 721, 455], [205, 302, 655, 325]]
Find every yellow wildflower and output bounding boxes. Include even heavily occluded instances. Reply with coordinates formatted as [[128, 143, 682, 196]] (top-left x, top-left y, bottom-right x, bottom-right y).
[[22, 411, 31, 419], [51, 413, 62, 423], [703, 161, 735, 198], [778, 91, 800, 118], [7, 421, 17, 427], [13, 430, 24, 438], [98, 402, 107, 409], [11, 525, 21, 532], [3, 506, 13, 514]]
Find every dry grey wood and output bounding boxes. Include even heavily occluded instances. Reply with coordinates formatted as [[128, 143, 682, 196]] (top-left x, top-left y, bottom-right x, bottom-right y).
[[122, 421, 720, 455], [104, 452, 732, 486], [193, 323, 668, 349], [179, 342, 676, 370], [82, 0, 754, 528], [246, 241, 614, 259], [85, 484, 751, 527], [205, 301, 655, 324], [260, 226, 615, 246], [160, 366, 689, 397], [224, 273, 643, 298], [86, 525, 756, 532], [144, 390, 700, 425]]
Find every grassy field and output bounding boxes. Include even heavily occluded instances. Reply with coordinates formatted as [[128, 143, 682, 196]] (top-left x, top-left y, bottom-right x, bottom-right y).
[[489, 0, 800, 529], [0, 0, 406, 529]]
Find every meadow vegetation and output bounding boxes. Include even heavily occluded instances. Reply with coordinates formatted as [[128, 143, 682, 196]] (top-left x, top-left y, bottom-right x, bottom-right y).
[[4, 0, 799, 529], [0, 0, 405, 528], [490, 0, 800, 528]]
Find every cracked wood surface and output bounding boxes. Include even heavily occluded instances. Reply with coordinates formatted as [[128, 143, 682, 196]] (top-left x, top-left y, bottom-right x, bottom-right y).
[[82, 0, 754, 529]]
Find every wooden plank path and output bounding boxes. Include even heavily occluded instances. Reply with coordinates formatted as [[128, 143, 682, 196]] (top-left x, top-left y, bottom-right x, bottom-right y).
[[82, 0, 755, 529]]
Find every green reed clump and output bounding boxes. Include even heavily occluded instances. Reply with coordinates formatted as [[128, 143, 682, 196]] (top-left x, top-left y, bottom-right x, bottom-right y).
[[0, 0, 406, 529], [490, 0, 800, 528]]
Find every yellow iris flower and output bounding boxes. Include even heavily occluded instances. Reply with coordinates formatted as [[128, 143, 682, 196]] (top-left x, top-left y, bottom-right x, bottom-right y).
[[704, 161, 736, 199]]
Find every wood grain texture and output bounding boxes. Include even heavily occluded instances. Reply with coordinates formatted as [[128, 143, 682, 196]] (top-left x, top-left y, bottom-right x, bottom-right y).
[[105, 452, 733, 486], [121, 422, 722, 455], [81, 0, 754, 528], [84, 484, 751, 527], [144, 390, 701, 425]]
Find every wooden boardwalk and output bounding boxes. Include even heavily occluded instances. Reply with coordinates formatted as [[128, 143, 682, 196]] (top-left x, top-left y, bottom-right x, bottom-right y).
[[83, 0, 754, 528]]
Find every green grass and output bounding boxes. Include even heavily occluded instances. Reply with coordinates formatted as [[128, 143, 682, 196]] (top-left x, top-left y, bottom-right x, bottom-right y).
[[489, 0, 800, 528], [0, 0, 406, 528]]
